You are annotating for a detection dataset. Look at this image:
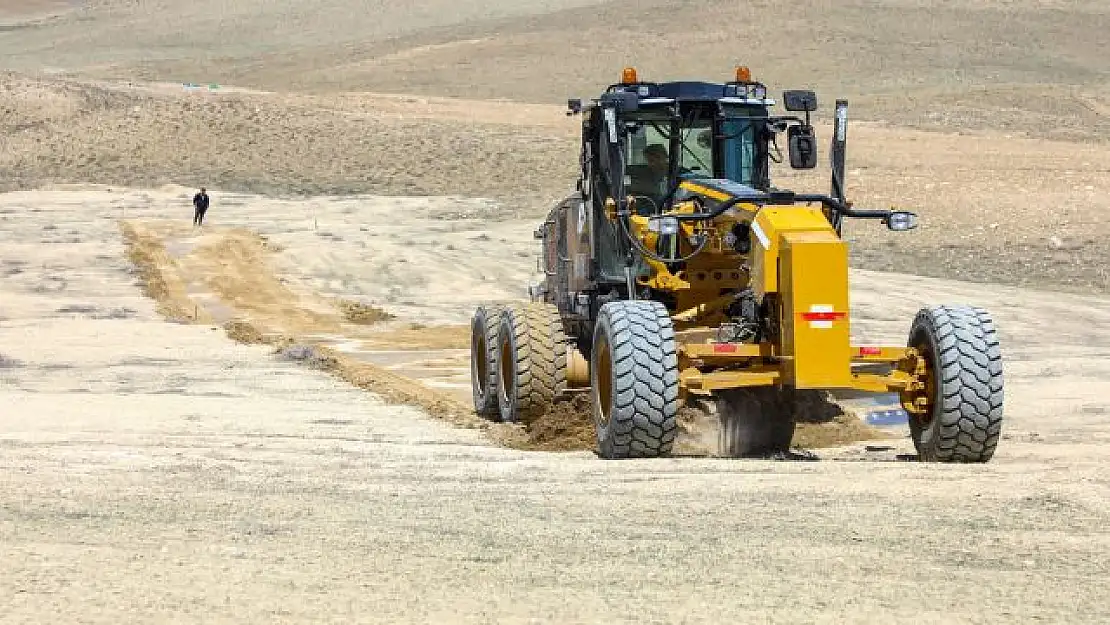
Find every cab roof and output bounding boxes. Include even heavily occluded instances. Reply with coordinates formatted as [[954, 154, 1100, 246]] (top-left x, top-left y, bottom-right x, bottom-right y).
[[603, 80, 775, 106]]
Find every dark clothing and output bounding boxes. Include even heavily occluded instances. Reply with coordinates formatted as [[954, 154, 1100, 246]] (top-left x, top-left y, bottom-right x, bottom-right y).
[[192, 192, 209, 226]]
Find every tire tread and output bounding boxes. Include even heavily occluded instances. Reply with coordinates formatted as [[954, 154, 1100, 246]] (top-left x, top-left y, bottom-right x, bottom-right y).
[[910, 305, 1004, 463], [593, 300, 679, 459]]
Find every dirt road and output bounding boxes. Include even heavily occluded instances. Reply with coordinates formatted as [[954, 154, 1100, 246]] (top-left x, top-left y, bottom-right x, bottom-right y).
[[2, 186, 1109, 624]]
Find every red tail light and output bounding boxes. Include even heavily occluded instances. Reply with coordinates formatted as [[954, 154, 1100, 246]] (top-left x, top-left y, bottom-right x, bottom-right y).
[[800, 311, 846, 322]]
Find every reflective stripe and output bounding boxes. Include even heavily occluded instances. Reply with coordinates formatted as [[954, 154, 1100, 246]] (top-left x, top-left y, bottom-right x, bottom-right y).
[[751, 220, 770, 249]]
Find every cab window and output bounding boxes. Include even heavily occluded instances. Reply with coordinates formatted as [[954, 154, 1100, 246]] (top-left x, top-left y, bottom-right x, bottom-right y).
[[720, 105, 763, 186], [676, 121, 713, 179]]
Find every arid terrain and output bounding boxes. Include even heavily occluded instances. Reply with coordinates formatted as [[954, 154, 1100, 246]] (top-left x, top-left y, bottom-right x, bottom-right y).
[[2, 0, 1110, 623]]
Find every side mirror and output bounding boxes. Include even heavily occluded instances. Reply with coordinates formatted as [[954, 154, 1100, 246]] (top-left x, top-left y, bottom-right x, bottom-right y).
[[885, 210, 919, 231], [567, 98, 582, 116], [787, 125, 818, 169], [767, 119, 789, 134], [783, 90, 818, 112], [697, 129, 713, 149]]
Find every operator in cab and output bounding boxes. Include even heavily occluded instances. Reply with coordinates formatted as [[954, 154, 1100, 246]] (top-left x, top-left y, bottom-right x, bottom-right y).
[[628, 143, 671, 214]]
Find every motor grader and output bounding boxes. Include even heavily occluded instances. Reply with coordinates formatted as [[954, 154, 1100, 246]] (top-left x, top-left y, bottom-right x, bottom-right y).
[[470, 66, 1004, 462]]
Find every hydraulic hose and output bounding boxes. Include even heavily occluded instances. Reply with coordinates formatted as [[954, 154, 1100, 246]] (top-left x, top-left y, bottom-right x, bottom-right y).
[[671, 193, 892, 222], [617, 215, 709, 265]]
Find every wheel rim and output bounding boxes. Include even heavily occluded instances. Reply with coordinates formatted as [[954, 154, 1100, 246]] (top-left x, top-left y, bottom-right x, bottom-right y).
[[918, 347, 937, 428], [498, 331, 513, 408], [472, 323, 489, 397], [903, 330, 937, 430], [593, 331, 612, 426]]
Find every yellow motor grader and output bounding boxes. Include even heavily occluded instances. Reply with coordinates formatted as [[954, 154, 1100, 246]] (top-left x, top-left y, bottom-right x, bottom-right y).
[[470, 67, 1003, 462]]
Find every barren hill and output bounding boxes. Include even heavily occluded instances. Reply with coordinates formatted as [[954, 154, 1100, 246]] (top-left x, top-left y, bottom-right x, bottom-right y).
[[2, 0, 1108, 141], [2, 71, 1108, 294], [2, 0, 1110, 295]]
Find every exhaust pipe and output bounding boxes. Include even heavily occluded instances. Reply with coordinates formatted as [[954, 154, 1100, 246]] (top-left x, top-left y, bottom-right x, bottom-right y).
[[830, 99, 849, 234]]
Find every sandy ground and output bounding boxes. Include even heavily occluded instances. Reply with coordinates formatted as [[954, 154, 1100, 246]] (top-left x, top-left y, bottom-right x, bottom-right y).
[[107, 187, 895, 454], [3, 186, 1110, 623]]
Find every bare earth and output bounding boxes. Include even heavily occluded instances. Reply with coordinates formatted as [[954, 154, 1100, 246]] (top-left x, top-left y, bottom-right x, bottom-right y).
[[4, 185, 1110, 624], [2, 0, 1110, 622]]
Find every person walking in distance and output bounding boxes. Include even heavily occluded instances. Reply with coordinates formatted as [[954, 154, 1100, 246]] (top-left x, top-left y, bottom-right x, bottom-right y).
[[192, 187, 210, 227]]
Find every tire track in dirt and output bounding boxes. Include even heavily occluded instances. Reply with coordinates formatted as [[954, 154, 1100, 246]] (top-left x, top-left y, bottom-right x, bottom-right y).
[[119, 220, 482, 427]]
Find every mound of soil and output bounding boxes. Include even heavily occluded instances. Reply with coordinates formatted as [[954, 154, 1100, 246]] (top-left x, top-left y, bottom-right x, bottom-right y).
[[791, 390, 895, 449], [223, 319, 266, 344], [510, 389, 892, 455], [516, 393, 598, 453], [119, 221, 206, 323], [337, 299, 395, 325]]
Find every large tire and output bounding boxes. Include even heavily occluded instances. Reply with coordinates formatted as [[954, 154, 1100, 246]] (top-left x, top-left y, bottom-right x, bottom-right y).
[[907, 305, 1004, 463], [591, 300, 679, 459], [470, 305, 503, 419], [716, 388, 796, 457], [496, 302, 567, 423]]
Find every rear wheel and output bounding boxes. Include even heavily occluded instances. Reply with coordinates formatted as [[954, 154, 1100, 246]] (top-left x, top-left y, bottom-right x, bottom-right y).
[[496, 303, 567, 423], [470, 305, 503, 419], [591, 300, 679, 459], [905, 305, 1004, 463]]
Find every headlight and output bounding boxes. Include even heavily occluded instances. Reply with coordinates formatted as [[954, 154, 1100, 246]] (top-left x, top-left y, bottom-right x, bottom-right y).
[[886, 211, 919, 231], [649, 216, 679, 235], [751, 85, 767, 99]]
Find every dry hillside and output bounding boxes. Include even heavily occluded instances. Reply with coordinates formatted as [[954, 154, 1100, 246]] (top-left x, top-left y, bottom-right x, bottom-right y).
[[1, 72, 1107, 295], [2, 0, 1108, 141], [2, 0, 1109, 295]]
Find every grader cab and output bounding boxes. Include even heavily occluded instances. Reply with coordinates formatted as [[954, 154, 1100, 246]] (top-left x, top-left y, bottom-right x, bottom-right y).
[[470, 67, 1004, 462]]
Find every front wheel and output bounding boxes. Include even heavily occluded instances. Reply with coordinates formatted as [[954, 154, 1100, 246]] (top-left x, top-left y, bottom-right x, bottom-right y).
[[904, 305, 1004, 463], [591, 300, 679, 459]]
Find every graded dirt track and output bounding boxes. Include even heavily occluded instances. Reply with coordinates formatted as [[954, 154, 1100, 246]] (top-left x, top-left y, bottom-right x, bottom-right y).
[[3, 0, 1110, 622], [113, 194, 892, 454]]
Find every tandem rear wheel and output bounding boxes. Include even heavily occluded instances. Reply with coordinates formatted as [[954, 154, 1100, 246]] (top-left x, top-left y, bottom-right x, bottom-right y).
[[469, 302, 568, 424]]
